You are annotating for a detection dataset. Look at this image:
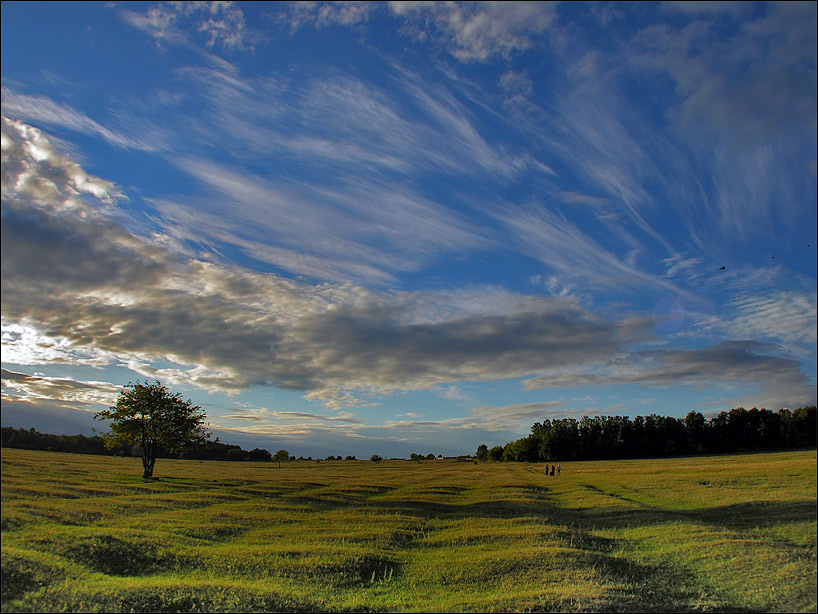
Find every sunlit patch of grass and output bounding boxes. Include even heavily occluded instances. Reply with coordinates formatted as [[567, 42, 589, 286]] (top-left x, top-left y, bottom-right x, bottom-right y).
[[2, 448, 815, 612]]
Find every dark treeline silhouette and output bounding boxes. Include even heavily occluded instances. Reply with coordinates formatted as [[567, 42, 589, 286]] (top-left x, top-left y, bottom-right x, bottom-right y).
[[0, 427, 275, 462], [1, 428, 113, 456], [5, 405, 816, 463], [489, 406, 816, 462]]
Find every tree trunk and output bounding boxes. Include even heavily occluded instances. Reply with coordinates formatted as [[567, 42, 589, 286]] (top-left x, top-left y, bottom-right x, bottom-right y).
[[142, 456, 155, 478], [142, 448, 156, 479]]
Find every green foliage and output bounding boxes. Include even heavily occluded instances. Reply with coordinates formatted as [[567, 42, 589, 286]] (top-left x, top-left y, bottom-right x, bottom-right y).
[[475, 444, 488, 461], [487, 445, 504, 461], [247, 448, 272, 462], [94, 380, 209, 478], [370, 454, 383, 462], [226, 449, 245, 462], [1, 427, 117, 455], [271, 449, 290, 468], [497, 406, 817, 463]]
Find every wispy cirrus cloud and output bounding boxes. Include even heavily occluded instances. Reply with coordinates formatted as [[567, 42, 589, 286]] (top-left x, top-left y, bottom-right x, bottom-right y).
[[120, 60, 541, 282], [1, 88, 158, 152], [162, 154, 489, 283], [494, 201, 691, 300], [179, 61, 529, 179]]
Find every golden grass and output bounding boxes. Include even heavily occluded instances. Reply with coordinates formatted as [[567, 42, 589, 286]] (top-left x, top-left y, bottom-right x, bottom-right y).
[[2, 448, 815, 612]]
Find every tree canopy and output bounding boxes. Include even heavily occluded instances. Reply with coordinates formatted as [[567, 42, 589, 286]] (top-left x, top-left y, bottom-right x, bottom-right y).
[[483, 406, 816, 463], [95, 381, 210, 478], [272, 449, 290, 468]]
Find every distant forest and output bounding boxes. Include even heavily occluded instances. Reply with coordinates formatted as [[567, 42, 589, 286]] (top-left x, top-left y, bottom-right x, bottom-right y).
[[3, 406, 816, 463], [0, 428, 278, 462], [482, 406, 817, 463]]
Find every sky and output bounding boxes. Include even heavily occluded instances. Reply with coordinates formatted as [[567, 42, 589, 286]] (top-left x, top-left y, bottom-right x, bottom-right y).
[[1, 1, 816, 459]]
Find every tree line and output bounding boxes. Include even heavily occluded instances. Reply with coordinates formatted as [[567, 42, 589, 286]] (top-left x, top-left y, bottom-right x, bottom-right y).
[[0, 427, 284, 463], [4, 405, 814, 466], [477, 406, 817, 463]]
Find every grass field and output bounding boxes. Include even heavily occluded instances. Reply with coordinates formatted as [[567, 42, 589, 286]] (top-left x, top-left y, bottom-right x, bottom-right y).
[[1, 448, 815, 612]]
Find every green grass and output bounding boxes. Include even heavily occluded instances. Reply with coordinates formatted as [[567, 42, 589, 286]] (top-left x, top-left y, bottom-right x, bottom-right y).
[[1, 449, 815, 612]]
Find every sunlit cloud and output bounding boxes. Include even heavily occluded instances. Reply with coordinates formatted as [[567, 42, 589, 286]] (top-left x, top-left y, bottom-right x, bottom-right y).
[[1, 368, 120, 410]]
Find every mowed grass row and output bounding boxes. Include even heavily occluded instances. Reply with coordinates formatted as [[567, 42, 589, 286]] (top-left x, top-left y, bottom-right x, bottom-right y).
[[1, 448, 815, 612]]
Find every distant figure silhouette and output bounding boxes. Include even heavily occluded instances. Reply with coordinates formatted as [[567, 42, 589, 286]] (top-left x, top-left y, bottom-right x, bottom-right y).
[[720, 266, 725, 270]]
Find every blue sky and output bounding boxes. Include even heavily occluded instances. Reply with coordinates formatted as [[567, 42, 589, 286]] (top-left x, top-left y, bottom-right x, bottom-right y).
[[1, 1, 816, 459]]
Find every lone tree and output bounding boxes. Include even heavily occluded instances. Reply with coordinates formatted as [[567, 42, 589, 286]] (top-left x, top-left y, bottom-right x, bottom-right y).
[[95, 381, 209, 479], [272, 449, 290, 468]]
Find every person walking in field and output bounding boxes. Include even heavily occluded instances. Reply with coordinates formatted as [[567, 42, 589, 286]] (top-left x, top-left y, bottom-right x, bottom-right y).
[[544, 464, 549, 475], [557, 465, 561, 476], [550, 465, 555, 476]]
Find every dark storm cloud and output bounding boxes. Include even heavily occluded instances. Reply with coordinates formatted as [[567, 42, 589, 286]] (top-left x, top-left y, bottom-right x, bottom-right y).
[[282, 301, 645, 390]]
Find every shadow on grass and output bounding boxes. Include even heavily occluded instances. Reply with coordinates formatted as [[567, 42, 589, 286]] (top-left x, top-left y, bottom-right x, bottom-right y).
[[263, 477, 815, 536], [10, 584, 366, 614], [268, 480, 811, 612]]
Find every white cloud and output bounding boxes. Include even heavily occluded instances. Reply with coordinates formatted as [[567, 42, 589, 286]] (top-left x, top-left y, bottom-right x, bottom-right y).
[[303, 387, 382, 411], [698, 291, 818, 346], [283, 0, 376, 31], [495, 201, 691, 300], [1, 369, 121, 410], [390, 1, 556, 62], [629, 3, 817, 245], [1, 89, 156, 152], [120, 1, 253, 50], [1, 117, 125, 207], [636, 2, 817, 150]]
